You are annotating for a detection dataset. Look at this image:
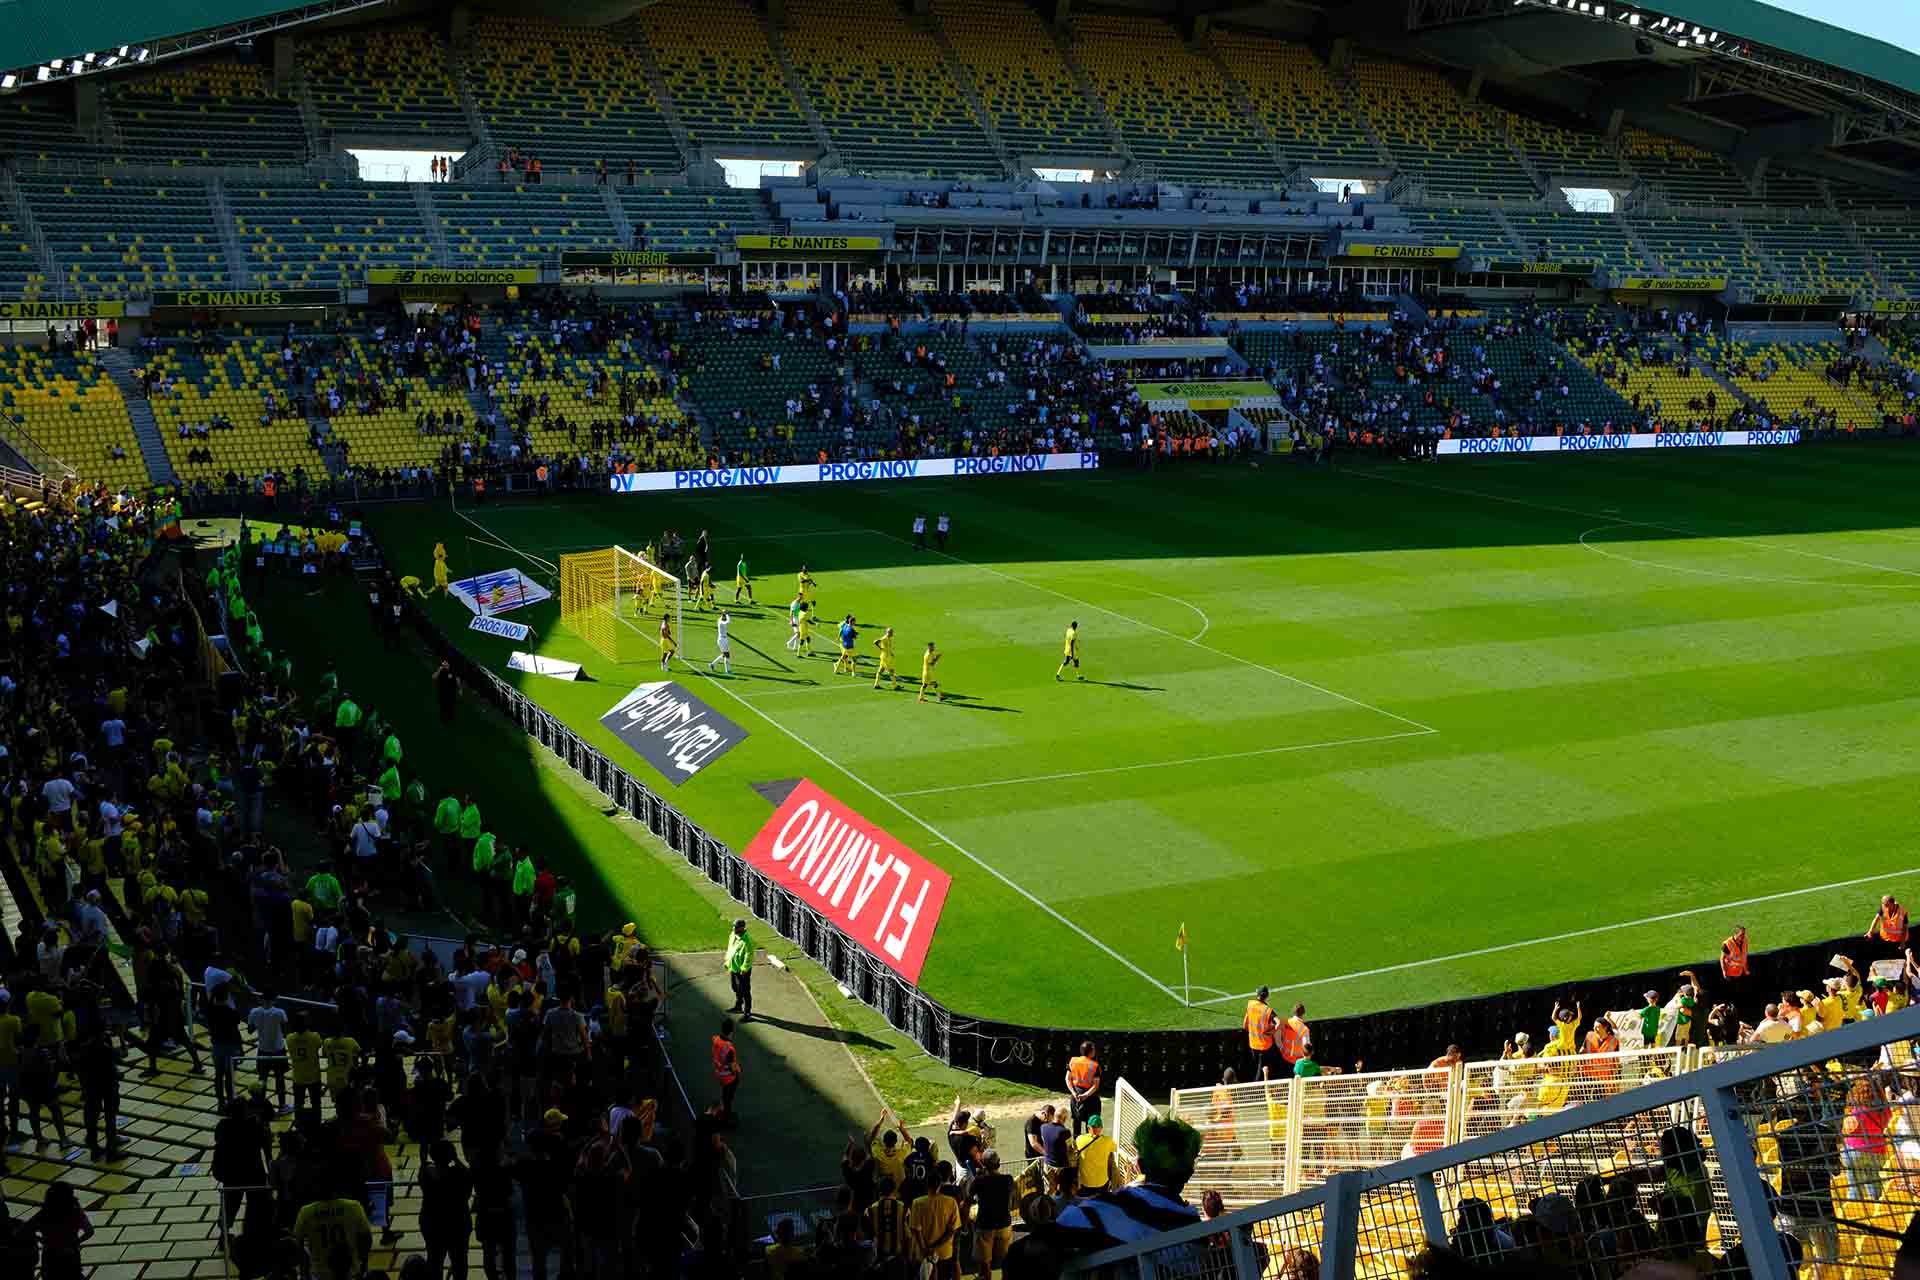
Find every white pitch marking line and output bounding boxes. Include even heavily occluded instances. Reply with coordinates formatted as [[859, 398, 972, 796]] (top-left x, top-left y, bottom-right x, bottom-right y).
[[870, 531, 1436, 735], [735, 679, 877, 698], [1133, 587, 1211, 642], [890, 728, 1435, 797], [671, 660, 1188, 1005], [1188, 865, 1920, 1006], [1577, 524, 1920, 592], [1358, 468, 1920, 582]]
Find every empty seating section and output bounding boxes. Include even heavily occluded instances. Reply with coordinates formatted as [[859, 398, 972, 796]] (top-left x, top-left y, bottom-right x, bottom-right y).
[[1402, 208, 1511, 260], [140, 339, 324, 481], [229, 181, 434, 286], [467, 18, 681, 177], [1504, 211, 1638, 271], [0, 217, 48, 297], [439, 187, 620, 266], [1349, 58, 1534, 201], [1212, 35, 1377, 173], [21, 176, 229, 295], [1625, 215, 1754, 279], [934, 0, 1107, 158], [784, 0, 998, 177], [110, 61, 308, 167], [1744, 221, 1873, 297], [1858, 223, 1920, 296], [1071, 15, 1275, 187], [0, 348, 147, 490], [1505, 115, 1621, 182], [620, 189, 765, 253], [1760, 169, 1826, 209], [312, 342, 470, 469], [1622, 130, 1754, 205], [867, 334, 1026, 442], [301, 25, 468, 138], [0, 95, 97, 161], [1708, 338, 1886, 427], [633, 1, 812, 151]]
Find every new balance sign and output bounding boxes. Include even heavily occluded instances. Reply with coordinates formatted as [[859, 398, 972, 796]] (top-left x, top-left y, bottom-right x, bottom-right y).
[[600, 682, 748, 785], [741, 780, 951, 983]]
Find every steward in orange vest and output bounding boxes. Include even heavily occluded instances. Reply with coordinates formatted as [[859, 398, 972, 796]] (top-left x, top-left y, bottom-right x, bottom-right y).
[[1869, 896, 1909, 950], [1580, 1021, 1620, 1081], [1279, 1003, 1310, 1066], [1720, 925, 1749, 980], [1065, 1040, 1102, 1135], [1244, 986, 1279, 1080], [712, 1018, 741, 1121]]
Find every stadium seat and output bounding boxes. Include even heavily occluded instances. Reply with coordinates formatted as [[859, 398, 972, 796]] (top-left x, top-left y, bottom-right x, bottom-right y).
[[301, 24, 470, 138], [933, 0, 1108, 160], [437, 186, 623, 267], [138, 337, 329, 483], [1857, 222, 1920, 294], [1068, 14, 1277, 188], [1505, 114, 1624, 184], [493, 329, 697, 467], [1744, 221, 1874, 297], [1348, 57, 1536, 202], [0, 218, 51, 298], [109, 60, 309, 168], [1503, 211, 1639, 271], [680, 330, 841, 455], [228, 181, 436, 286], [465, 17, 682, 179], [1402, 208, 1512, 260], [1708, 337, 1888, 429], [1212, 34, 1377, 174], [1622, 129, 1756, 205], [0, 94, 102, 161], [619, 188, 767, 254], [0, 346, 150, 490], [782, 0, 1001, 178], [19, 176, 231, 296], [633, 0, 816, 152], [1623, 215, 1757, 280]]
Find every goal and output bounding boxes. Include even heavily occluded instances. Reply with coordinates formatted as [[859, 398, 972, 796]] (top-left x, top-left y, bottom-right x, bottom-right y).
[[558, 544, 684, 666]]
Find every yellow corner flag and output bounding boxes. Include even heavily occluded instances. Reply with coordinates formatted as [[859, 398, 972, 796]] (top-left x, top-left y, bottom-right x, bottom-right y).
[[1175, 923, 1188, 953]]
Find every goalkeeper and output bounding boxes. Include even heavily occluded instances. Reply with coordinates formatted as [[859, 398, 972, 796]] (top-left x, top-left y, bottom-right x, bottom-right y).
[[734, 554, 755, 604]]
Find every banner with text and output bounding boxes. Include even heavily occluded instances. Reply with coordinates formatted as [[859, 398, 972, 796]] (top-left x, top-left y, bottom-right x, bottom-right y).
[[0, 300, 126, 319], [741, 779, 951, 984], [1133, 380, 1281, 411], [610, 451, 1097, 494], [560, 250, 719, 268], [1485, 261, 1596, 277], [469, 614, 533, 642], [449, 569, 554, 616], [600, 681, 749, 784], [1343, 243, 1461, 260], [1872, 300, 1920, 316], [151, 289, 342, 308], [366, 268, 538, 285], [1750, 291, 1851, 308], [1612, 277, 1729, 293], [735, 234, 885, 253], [1440, 429, 1799, 457]]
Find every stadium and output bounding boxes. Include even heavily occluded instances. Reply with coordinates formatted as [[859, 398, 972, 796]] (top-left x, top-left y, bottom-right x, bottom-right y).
[[2, 0, 1920, 1276]]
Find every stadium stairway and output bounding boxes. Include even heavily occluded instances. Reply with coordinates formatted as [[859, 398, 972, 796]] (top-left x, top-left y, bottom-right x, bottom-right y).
[[1044, 22, 1135, 168], [97, 348, 176, 486], [1195, 37, 1292, 176], [1486, 208, 1531, 258], [762, 19, 844, 170], [1612, 210, 1664, 272], [928, 18, 1014, 175]]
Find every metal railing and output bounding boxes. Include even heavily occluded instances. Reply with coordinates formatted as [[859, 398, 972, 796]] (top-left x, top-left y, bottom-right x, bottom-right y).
[[1069, 1007, 1920, 1280]]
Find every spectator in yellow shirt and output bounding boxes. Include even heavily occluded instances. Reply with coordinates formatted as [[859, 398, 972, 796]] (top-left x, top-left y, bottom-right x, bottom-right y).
[[866, 1109, 910, 1191], [286, 1015, 326, 1124], [907, 1179, 961, 1278]]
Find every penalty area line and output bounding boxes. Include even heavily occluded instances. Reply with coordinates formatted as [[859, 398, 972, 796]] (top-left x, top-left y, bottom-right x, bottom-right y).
[[1187, 865, 1920, 1006], [890, 728, 1435, 797]]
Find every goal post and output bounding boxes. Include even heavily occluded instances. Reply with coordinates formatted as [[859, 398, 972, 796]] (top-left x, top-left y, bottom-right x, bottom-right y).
[[558, 545, 683, 667]]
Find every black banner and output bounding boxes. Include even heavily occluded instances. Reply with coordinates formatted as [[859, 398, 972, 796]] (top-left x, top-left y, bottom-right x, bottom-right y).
[[151, 289, 342, 308], [1751, 291, 1852, 308], [1486, 260, 1597, 277], [600, 681, 748, 785], [561, 250, 718, 268]]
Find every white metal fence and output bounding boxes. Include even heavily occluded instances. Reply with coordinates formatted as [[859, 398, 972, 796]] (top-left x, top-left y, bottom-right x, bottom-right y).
[[1075, 1006, 1920, 1279]]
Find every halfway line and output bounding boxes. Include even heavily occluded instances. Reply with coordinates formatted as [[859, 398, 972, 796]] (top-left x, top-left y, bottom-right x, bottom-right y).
[[890, 728, 1435, 797], [1189, 865, 1920, 1006]]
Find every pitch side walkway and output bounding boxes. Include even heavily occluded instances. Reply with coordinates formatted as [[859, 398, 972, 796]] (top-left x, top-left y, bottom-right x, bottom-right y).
[[661, 950, 889, 1192]]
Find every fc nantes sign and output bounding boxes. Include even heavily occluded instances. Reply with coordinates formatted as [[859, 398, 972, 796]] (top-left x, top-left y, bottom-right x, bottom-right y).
[[734, 235, 885, 253], [365, 268, 538, 285], [1344, 243, 1462, 260], [151, 289, 342, 308], [0, 300, 126, 319]]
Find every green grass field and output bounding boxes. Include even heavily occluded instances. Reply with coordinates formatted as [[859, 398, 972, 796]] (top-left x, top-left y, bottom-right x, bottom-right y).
[[365, 445, 1920, 1031]]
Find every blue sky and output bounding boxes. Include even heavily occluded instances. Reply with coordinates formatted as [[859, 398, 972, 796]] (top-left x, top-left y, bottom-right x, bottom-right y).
[[1758, 1, 1920, 54]]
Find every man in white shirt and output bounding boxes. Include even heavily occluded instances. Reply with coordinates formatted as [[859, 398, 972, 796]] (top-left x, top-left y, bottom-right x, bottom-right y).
[[247, 992, 292, 1111], [98, 798, 124, 838], [708, 611, 732, 675], [1750, 1004, 1792, 1045], [41, 774, 76, 827], [350, 814, 381, 861], [452, 966, 493, 1012]]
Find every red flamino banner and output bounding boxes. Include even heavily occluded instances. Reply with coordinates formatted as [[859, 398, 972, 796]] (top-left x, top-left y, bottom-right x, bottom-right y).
[[740, 779, 952, 983]]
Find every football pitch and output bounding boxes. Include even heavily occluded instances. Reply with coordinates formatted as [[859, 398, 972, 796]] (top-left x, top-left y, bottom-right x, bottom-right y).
[[370, 444, 1920, 1031]]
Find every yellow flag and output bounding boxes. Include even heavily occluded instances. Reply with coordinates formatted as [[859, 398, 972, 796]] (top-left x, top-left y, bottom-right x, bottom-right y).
[[1175, 923, 1188, 953]]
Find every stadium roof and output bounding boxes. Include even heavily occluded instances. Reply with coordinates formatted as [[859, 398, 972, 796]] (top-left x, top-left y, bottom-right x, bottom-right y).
[[0, 0, 388, 84], [1658, 1, 1920, 97]]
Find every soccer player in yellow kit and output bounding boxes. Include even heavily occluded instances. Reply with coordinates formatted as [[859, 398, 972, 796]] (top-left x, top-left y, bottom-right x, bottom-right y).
[[918, 641, 943, 703], [796, 602, 816, 655], [658, 616, 676, 671], [797, 564, 817, 608], [873, 626, 898, 690], [1056, 620, 1082, 681], [698, 564, 714, 608]]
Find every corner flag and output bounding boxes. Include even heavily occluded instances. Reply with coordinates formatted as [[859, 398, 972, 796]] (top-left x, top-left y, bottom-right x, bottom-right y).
[[1175, 923, 1187, 953]]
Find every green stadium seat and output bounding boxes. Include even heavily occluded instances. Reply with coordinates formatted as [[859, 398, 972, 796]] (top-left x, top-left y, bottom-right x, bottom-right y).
[[634, 0, 815, 152]]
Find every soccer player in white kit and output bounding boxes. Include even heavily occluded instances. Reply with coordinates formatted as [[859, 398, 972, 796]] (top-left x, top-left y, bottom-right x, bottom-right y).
[[709, 610, 733, 674]]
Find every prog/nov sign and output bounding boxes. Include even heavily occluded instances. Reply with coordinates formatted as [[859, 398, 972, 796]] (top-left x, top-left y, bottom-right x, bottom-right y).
[[609, 451, 1099, 493], [1439, 429, 1799, 456]]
